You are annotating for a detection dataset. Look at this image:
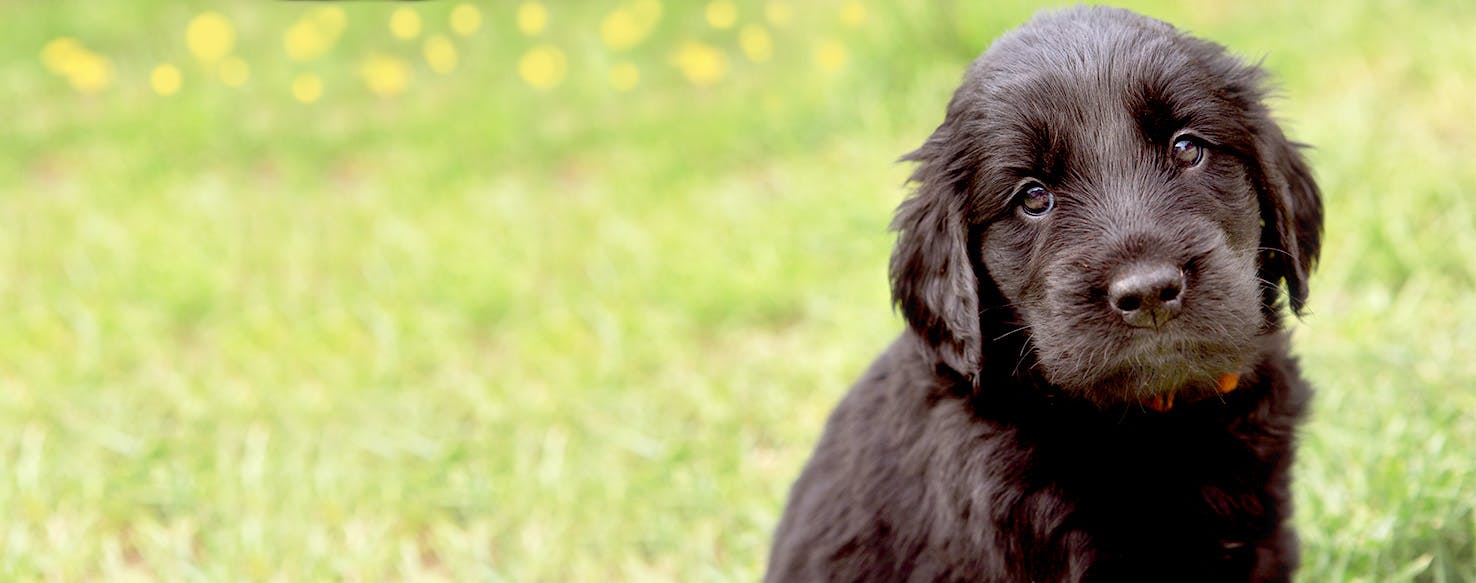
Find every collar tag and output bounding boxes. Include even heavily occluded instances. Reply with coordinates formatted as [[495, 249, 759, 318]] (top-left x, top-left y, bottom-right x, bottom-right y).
[[1143, 372, 1242, 413], [1217, 372, 1241, 394]]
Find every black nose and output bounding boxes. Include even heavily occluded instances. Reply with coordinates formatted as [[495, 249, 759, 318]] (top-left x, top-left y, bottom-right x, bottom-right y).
[[1108, 263, 1184, 329]]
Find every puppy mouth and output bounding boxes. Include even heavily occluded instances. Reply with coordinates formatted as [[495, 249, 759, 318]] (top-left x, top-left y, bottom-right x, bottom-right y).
[[1034, 324, 1250, 406], [1101, 333, 1246, 398]]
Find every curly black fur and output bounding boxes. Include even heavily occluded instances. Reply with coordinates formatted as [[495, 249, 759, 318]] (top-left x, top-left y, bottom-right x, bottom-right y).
[[767, 7, 1322, 582]]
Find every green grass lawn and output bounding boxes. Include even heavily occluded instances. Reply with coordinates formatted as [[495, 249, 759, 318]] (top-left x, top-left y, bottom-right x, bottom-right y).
[[2, 0, 1474, 580]]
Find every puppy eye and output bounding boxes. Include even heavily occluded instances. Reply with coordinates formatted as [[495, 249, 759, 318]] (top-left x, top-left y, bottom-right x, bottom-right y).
[[1017, 184, 1055, 216], [1171, 136, 1205, 167]]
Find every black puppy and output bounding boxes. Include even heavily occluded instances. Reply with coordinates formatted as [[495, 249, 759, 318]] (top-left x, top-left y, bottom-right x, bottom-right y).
[[767, 7, 1321, 582]]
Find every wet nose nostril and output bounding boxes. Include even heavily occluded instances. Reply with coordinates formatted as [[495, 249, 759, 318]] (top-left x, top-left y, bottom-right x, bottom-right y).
[[1158, 285, 1181, 303], [1106, 263, 1186, 328]]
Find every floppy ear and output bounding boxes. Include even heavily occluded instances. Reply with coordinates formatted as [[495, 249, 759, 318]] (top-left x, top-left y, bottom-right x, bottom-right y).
[[891, 111, 983, 378], [1254, 128, 1323, 316]]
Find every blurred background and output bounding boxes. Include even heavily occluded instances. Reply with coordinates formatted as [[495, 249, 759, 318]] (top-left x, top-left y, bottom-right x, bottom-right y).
[[2, 0, 1473, 580]]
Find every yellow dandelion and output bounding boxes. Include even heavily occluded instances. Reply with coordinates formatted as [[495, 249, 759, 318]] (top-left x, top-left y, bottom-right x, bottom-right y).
[[815, 39, 847, 73], [518, 44, 566, 89], [41, 37, 84, 74], [631, 0, 663, 25], [450, 4, 481, 37], [423, 35, 458, 75], [285, 13, 341, 62], [739, 24, 772, 63], [390, 7, 422, 40], [609, 61, 639, 91], [66, 50, 111, 93], [673, 41, 725, 87], [219, 56, 249, 87], [292, 72, 322, 103], [150, 64, 182, 96], [517, 2, 548, 37], [840, 2, 868, 27], [705, 1, 737, 29], [765, 1, 793, 27], [186, 12, 235, 64], [314, 6, 346, 35], [601, 8, 655, 51], [360, 54, 412, 96]]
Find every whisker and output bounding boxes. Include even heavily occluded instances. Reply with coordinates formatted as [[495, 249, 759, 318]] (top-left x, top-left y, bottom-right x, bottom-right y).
[[1256, 247, 1294, 259], [992, 325, 1032, 342], [1012, 339, 1033, 377]]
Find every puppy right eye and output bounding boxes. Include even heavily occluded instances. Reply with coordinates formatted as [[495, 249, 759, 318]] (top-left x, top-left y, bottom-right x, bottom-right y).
[[1017, 184, 1055, 216]]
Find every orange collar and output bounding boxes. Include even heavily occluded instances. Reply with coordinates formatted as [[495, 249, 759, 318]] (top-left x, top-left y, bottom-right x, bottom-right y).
[[1143, 372, 1241, 413]]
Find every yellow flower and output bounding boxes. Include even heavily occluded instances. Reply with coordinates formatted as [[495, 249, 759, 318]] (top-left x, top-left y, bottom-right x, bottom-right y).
[[360, 54, 412, 96], [66, 50, 111, 93], [765, 1, 793, 27], [285, 10, 344, 62], [219, 56, 250, 87], [40, 37, 83, 74], [705, 1, 737, 29], [40, 38, 110, 93], [632, 0, 663, 25], [187, 12, 235, 63], [517, 2, 548, 37], [150, 64, 182, 96], [673, 41, 725, 87], [423, 35, 458, 75], [292, 72, 322, 103], [450, 4, 481, 37], [390, 7, 422, 40], [609, 61, 639, 91], [518, 44, 566, 89], [739, 24, 772, 63], [815, 39, 847, 73], [840, 2, 868, 27], [601, 6, 660, 51], [314, 7, 346, 35]]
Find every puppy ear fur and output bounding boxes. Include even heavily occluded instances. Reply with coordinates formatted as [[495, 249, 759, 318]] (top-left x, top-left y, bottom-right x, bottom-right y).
[[891, 108, 983, 378], [1254, 129, 1323, 316]]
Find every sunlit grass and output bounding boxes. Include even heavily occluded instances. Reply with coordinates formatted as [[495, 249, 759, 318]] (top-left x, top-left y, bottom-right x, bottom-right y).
[[0, 0, 1473, 580]]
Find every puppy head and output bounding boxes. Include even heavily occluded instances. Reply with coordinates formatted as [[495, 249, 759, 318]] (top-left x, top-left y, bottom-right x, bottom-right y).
[[891, 7, 1321, 404]]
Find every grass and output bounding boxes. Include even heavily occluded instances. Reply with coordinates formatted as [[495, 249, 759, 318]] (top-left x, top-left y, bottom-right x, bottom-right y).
[[1, 0, 1474, 580]]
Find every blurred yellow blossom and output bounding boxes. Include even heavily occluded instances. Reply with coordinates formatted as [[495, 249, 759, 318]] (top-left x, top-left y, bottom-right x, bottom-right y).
[[423, 35, 458, 75], [632, 0, 663, 24], [40, 37, 111, 93], [41, 37, 84, 74], [186, 12, 235, 64], [674, 41, 725, 87], [450, 4, 481, 37], [739, 24, 772, 63], [315, 7, 346, 34], [360, 54, 412, 96], [218, 56, 249, 87], [292, 72, 322, 103], [706, 1, 737, 29], [601, 4, 661, 51], [518, 44, 566, 89], [150, 64, 182, 95], [517, 2, 548, 37], [285, 9, 345, 62], [66, 50, 111, 93], [840, 2, 868, 27], [815, 39, 847, 73], [601, 9, 637, 50], [609, 61, 639, 91], [765, 2, 793, 27], [390, 7, 421, 40]]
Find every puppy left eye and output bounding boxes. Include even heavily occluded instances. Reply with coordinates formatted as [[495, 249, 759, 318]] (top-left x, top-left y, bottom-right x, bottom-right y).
[[1172, 137, 1205, 167], [1018, 184, 1055, 216]]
